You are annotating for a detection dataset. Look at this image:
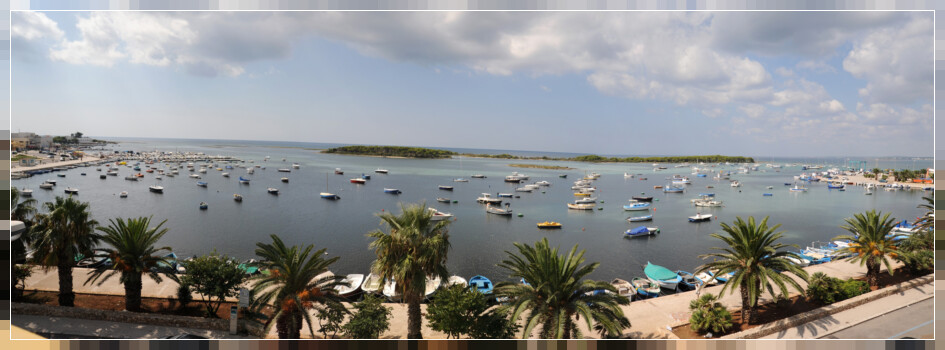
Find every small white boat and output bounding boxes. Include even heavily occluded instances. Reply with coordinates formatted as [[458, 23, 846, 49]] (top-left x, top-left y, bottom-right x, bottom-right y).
[[375, 169, 389, 174], [694, 271, 718, 286], [567, 203, 596, 210], [444, 275, 468, 288], [453, 178, 469, 183], [278, 168, 291, 173], [39, 183, 54, 189], [476, 193, 503, 204], [610, 278, 637, 299], [730, 180, 741, 187], [428, 208, 454, 221], [267, 188, 279, 194], [149, 185, 164, 193], [624, 173, 634, 179], [198, 168, 207, 173], [189, 174, 201, 179], [119, 191, 128, 198], [574, 197, 598, 204], [64, 187, 79, 194], [424, 275, 442, 299], [222, 172, 230, 177], [335, 273, 366, 298], [320, 192, 340, 200], [535, 181, 551, 186], [382, 280, 401, 301], [515, 187, 533, 192], [20, 189, 33, 197], [361, 273, 383, 294], [688, 214, 713, 222], [292, 163, 300, 169], [486, 204, 513, 215], [281, 177, 289, 183]]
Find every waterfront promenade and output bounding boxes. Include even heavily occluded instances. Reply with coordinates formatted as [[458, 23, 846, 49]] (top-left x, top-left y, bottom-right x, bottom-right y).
[[18, 258, 910, 339]]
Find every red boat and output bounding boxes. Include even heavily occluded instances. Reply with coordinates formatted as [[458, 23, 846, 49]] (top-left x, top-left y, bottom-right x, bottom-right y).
[[350, 178, 366, 184]]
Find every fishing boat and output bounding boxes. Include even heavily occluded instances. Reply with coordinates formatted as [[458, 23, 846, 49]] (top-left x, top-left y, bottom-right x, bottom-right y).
[[786, 256, 811, 267], [471, 174, 486, 179], [631, 196, 653, 202], [64, 187, 79, 194], [663, 185, 684, 193], [436, 197, 451, 203], [567, 203, 595, 210], [627, 215, 653, 222], [239, 176, 250, 184], [892, 220, 918, 234], [361, 273, 383, 294], [574, 197, 597, 204], [334, 168, 344, 175], [476, 193, 502, 204], [320, 192, 340, 200], [486, 203, 513, 215], [610, 278, 637, 299], [468, 275, 493, 294], [623, 201, 651, 211], [149, 185, 164, 193], [676, 270, 702, 289], [197, 181, 208, 187], [428, 208, 454, 221], [375, 169, 389, 174], [789, 184, 808, 192], [644, 262, 682, 290], [445, 276, 468, 288], [233, 194, 243, 202], [199, 202, 208, 210], [119, 191, 128, 198], [267, 188, 279, 194], [688, 213, 713, 222], [497, 193, 513, 198], [335, 273, 365, 298], [383, 188, 402, 194], [39, 183, 54, 189], [630, 277, 660, 298], [350, 178, 366, 184], [536, 221, 562, 229], [438, 185, 454, 191], [694, 271, 718, 286], [827, 182, 845, 189], [625, 226, 659, 238]]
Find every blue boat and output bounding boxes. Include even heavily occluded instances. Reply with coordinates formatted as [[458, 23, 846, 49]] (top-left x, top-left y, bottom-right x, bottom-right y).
[[225, 165, 234, 169], [157, 252, 179, 272], [199, 202, 208, 210], [675, 270, 702, 289], [644, 262, 682, 290], [706, 270, 728, 283], [320, 192, 340, 200], [196, 181, 208, 187], [663, 185, 684, 193], [362, 174, 371, 180], [623, 202, 651, 211], [784, 183, 792, 186], [763, 193, 773, 196], [625, 226, 659, 238], [631, 277, 660, 298], [383, 188, 402, 194], [698, 193, 715, 197], [497, 193, 513, 198], [468, 275, 493, 294], [827, 183, 845, 189], [239, 176, 250, 184], [696, 174, 707, 177], [627, 215, 653, 222]]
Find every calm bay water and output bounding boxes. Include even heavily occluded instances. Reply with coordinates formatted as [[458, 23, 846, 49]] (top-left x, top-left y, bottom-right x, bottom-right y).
[[15, 138, 930, 284]]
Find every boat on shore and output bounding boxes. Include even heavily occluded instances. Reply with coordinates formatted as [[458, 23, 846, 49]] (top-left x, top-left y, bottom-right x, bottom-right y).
[[688, 213, 712, 222], [335, 273, 365, 299], [676, 270, 702, 289], [361, 273, 383, 294], [694, 271, 718, 286], [645, 262, 682, 290], [445, 276, 468, 288]]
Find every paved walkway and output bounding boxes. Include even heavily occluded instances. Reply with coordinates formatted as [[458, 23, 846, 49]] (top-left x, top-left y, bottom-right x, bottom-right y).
[[11, 314, 253, 339], [18, 260, 905, 339], [12, 156, 102, 172], [759, 281, 933, 339]]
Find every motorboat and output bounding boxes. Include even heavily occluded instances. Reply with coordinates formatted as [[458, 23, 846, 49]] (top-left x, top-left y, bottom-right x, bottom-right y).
[[292, 163, 300, 169], [486, 203, 513, 215], [504, 172, 529, 183], [688, 214, 713, 222], [610, 278, 636, 299], [625, 226, 659, 238], [361, 273, 383, 294], [627, 215, 653, 222], [694, 271, 718, 286], [45, 179, 57, 185], [573, 192, 592, 197], [100, 174, 107, 179], [468, 275, 493, 294], [631, 196, 653, 202], [125, 176, 139, 181], [453, 178, 469, 183], [663, 185, 684, 193], [383, 188, 402, 194], [199, 202, 208, 210], [239, 176, 250, 184], [827, 182, 845, 189], [445, 276, 468, 288], [119, 191, 128, 198], [436, 197, 451, 203], [789, 184, 808, 192], [471, 174, 486, 179], [497, 193, 513, 198], [476, 193, 502, 204], [320, 192, 340, 200], [424, 275, 442, 299], [567, 203, 595, 210], [361, 174, 371, 180], [623, 201, 651, 211], [375, 169, 389, 174], [278, 168, 291, 173], [693, 199, 723, 207], [535, 181, 551, 186], [428, 208, 454, 221], [515, 187, 533, 192], [574, 197, 597, 204], [197, 181, 208, 187], [64, 187, 79, 194], [631, 277, 660, 298], [334, 168, 344, 175], [267, 188, 279, 194], [676, 270, 702, 289], [149, 185, 164, 193], [39, 183, 54, 189], [730, 180, 741, 187], [624, 173, 634, 179], [335, 273, 365, 298], [281, 177, 289, 183], [438, 185, 454, 191], [233, 194, 243, 202], [350, 178, 366, 184], [644, 262, 682, 290], [189, 174, 201, 179], [536, 221, 562, 229], [199, 168, 207, 173]]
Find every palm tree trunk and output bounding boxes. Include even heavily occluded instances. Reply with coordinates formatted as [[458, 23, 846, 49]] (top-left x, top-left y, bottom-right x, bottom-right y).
[[57, 253, 75, 307], [276, 312, 291, 339], [739, 283, 753, 324], [866, 259, 879, 289], [562, 317, 572, 339], [292, 310, 303, 339], [124, 273, 142, 311], [407, 292, 423, 339]]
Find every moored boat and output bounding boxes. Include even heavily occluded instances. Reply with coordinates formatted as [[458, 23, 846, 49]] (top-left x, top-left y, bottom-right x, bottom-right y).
[[233, 194, 243, 202], [428, 208, 454, 221], [631, 277, 660, 298], [445, 275, 468, 288], [631, 196, 653, 202], [383, 188, 402, 194], [536, 221, 562, 229], [335, 273, 365, 298], [39, 183, 54, 189], [267, 187, 279, 194], [149, 185, 164, 193], [676, 270, 702, 289], [361, 273, 383, 294], [21, 188, 33, 197], [476, 193, 502, 204], [281, 177, 289, 183], [350, 178, 366, 184], [623, 201, 651, 211], [64, 187, 79, 194], [197, 181, 208, 187], [567, 203, 595, 210], [486, 203, 513, 215], [119, 191, 128, 198], [688, 213, 713, 222], [624, 226, 659, 237], [438, 185, 454, 191], [471, 174, 486, 179], [574, 197, 597, 204], [627, 215, 653, 222], [239, 176, 250, 184], [468, 275, 493, 294], [644, 262, 682, 290], [334, 168, 344, 175], [436, 197, 450, 203], [320, 192, 340, 200], [375, 169, 389, 174], [199, 202, 208, 210], [610, 278, 636, 299]]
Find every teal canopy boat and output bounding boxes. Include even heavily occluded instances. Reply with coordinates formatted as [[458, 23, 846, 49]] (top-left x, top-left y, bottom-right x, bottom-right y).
[[644, 262, 682, 290]]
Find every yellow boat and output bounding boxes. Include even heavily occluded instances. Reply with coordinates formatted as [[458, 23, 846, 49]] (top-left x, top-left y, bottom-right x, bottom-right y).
[[654, 185, 663, 189], [537, 221, 562, 229], [574, 192, 592, 197]]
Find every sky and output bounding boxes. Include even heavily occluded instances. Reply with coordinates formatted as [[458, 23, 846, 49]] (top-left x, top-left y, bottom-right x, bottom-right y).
[[10, 11, 934, 157]]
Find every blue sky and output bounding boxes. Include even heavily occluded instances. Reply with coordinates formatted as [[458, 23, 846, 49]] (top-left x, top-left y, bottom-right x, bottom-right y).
[[11, 12, 933, 157]]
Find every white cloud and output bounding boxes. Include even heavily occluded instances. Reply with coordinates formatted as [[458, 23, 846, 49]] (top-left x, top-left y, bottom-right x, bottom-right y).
[[842, 14, 932, 105], [12, 12, 63, 40], [738, 104, 765, 118], [796, 60, 836, 73]]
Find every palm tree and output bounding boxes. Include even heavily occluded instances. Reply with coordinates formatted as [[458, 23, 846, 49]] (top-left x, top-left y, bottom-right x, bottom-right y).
[[84, 217, 177, 311], [31, 196, 100, 306], [915, 195, 934, 233], [251, 234, 347, 339], [872, 168, 882, 180], [833, 210, 900, 288], [695, 216, 808, 324], [494, 238, 630, 339], [12, 187, 38, 226], [368, 202, 451, 339]]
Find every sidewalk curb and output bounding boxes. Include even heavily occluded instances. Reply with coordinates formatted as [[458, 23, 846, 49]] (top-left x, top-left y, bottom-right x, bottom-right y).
[[720, 274, 933, 339], [813, 293, 933, 339]]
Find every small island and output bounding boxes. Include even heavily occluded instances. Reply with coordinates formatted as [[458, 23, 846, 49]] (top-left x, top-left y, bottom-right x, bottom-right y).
[[323, 145, 457, 159], [509, 164, 574, 170]]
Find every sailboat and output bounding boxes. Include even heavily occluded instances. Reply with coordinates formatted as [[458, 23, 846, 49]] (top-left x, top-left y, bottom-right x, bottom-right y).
[[320, 172, 340, 200], [454, 156, 468, 182]]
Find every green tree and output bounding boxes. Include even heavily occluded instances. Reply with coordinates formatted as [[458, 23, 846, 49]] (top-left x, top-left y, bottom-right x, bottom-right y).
[[368, 202, 452, 339], [12, 187, 38, 226], [872, 168, 882, 180], [250, 234, 346, 339], [833, 210, 900, 288], [343, 294, 392, 339], [426, 284, 519, 339], [84, 217, 177, 311], [695, 216, 808, 324], [915, 195, 934, 233], [896, 196, 934, 275], [494, 238, 630, 339], [689, 293, 733, 335], [31, 196, 100, 306], [316, 302, 348, 339], [180, 252, 247, 317]]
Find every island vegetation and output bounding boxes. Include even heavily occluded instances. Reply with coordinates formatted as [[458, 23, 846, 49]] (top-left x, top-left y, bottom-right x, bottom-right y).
[[323, 146, 457, 159], [509, 164, 574, 170]]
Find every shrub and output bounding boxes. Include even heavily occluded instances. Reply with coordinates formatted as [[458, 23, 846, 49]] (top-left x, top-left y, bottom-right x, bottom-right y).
[[838, 279, 869, 300], [343, 294, 391, 339], [426, 284, 519, 339], [179, 252, 247, 317], [688, 293, 733, 335], [316, 302, 348, 339], [12, 265, 32, 300], [176, 282, 193, 308], [806, 272, 869, 305]]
